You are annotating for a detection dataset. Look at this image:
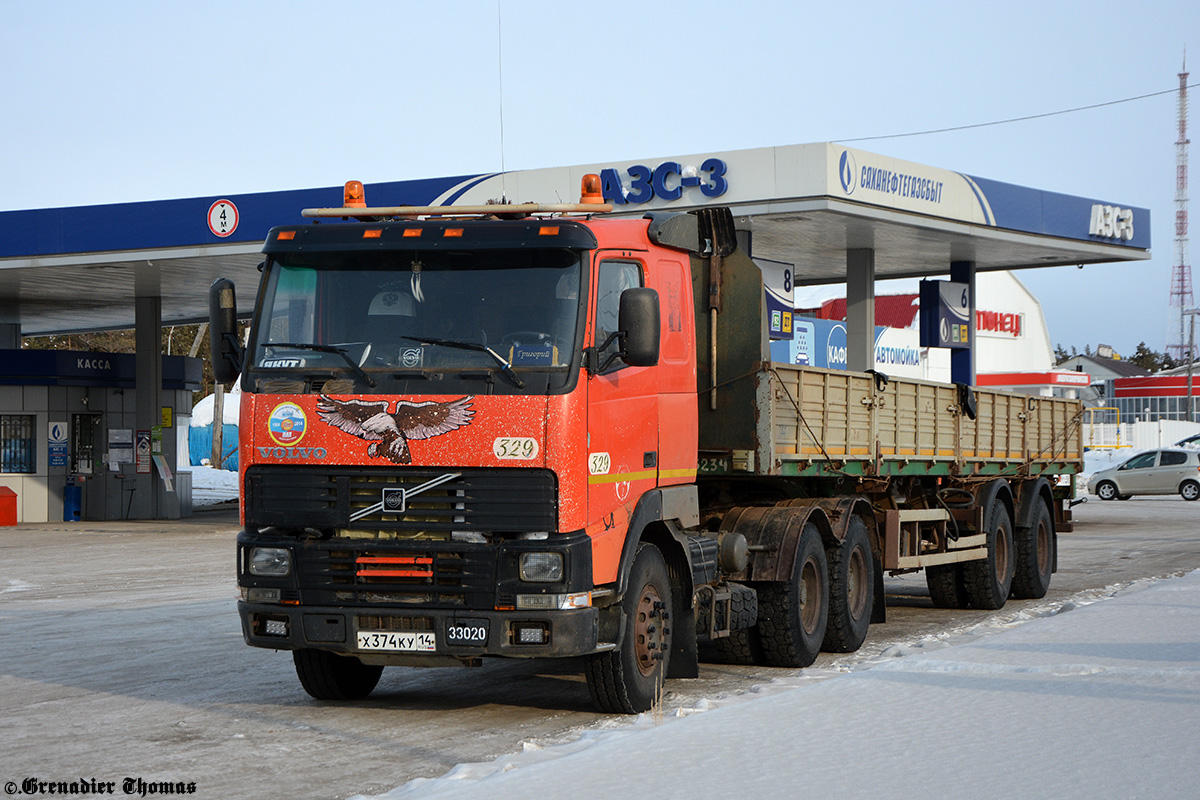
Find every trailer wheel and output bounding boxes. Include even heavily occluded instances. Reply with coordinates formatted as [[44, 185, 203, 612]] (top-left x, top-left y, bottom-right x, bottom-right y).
[[1012, 500, 1053, 599], [926, 563, 968, 608], [823, 516, 874, 653], [962, 499, 1015, 610], [586, 544, 672, 713], [756, 522, 829, 668], [1096, 481, 1119, 501], [293, 649, 384, 701]]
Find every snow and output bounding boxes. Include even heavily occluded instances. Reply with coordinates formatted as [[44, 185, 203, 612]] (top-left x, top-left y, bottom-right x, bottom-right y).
[[358, 571, 1200, 799], [187, 464, 239, 506], [190, 383, 241, 427]]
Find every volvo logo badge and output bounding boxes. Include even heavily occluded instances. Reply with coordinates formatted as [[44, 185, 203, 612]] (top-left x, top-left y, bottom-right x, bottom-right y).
[[349, 472, 462, 523], [382, 488, 406, 512]]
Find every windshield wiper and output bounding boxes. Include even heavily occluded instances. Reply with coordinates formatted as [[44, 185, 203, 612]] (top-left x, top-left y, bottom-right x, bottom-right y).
[[401, 336, 525, 388], [265, 343, 377, 388]]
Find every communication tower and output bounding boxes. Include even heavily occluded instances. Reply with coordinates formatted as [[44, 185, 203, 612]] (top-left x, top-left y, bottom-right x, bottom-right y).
[[1168, 53, 1193, 363]]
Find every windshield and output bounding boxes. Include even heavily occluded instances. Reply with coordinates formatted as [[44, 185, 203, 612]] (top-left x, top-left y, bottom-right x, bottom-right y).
[[250, 248, 585, 394]]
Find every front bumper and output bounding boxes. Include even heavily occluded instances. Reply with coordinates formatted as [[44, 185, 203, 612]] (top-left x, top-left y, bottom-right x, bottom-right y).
[[239, 600, 600, 661]]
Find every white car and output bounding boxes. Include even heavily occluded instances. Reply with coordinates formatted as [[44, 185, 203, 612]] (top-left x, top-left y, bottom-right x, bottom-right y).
[[1090, 448, 1200, 501]]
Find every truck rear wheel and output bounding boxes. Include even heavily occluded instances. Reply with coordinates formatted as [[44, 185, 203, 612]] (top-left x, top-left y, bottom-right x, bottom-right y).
[[756, 522, 828, 667], [293, 649, 384, 700], [823, 516, 874, 653], [712, 586, 764, 665], [586, 543, 672, 713], [926, 563, 968, 608], [1012, 500, 1053, 599], [962, 499, 1015, 610]]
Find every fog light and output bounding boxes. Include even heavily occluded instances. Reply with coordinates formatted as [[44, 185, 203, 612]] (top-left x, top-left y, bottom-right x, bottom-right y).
[[264, 618, 288, 637], [519, 552, 563, 582], [250, 547, 292, 577], [513, 622, 548, 645]]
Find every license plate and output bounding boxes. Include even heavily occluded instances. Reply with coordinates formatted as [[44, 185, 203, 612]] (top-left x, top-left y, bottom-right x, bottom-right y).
[[356, 630, 436, 652], [446, 618, 490, 645]]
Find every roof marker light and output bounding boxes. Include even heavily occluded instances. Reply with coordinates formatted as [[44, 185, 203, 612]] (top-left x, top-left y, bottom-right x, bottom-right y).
[[539, 226, 560, 236], [344, 180, 366, 208], [276, 231, 296, 240], [363, 229, 382, 239], [444, 228, 464, 238], [403, 228, 422, 238], [580, 173, 604, 204]]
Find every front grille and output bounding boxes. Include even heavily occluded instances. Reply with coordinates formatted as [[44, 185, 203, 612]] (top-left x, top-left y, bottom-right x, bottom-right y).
[[356, 614, 434, 631], [245, 466, 556, 535], [295, 541, 497, 608]]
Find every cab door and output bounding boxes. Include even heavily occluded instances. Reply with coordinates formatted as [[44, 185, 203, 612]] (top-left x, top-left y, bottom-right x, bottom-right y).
[[586, 254, 658, 582]]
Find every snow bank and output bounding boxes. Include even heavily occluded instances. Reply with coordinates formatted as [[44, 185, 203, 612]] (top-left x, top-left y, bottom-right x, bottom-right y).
[[190, 384, 241, 428], [189, 464, 238, 506], [359, 571, 1200, 799]]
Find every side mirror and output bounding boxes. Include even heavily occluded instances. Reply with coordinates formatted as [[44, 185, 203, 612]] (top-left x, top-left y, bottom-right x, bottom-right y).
[[619, 287, 660, 367], [208, 278, 244, 385]]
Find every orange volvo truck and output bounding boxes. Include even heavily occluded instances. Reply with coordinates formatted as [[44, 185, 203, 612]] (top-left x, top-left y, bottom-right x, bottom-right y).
[[210, 177, 1082, 713]]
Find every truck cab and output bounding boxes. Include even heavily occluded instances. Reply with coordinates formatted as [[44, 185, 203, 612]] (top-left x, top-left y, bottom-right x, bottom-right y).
[[214, 180, 708, 711]]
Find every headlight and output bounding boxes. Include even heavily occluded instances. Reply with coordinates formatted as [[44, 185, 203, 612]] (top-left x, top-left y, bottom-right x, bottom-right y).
[[249, 547, 292, 577], [519, 552, 564, 582]]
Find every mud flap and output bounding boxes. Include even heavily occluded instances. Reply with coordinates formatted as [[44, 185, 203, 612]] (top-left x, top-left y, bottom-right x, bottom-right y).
[[667, 596, 698, 678], [871, 559, 887, 624]]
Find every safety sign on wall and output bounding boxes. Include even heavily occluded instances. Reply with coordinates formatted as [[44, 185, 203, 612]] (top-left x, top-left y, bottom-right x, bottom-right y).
[[136, 430, 151, 474], [49, 422, 68, 467]]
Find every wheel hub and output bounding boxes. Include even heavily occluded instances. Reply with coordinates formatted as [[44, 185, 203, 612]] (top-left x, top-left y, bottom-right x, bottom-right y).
[[634, 586, 667, 677]]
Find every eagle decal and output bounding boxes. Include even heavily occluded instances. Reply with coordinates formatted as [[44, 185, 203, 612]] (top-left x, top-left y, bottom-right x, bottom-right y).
[[314, 395, 475, 464]]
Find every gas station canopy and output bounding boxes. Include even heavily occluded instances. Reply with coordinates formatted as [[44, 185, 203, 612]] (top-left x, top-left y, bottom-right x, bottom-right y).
[[0, 143, 1150, 336]]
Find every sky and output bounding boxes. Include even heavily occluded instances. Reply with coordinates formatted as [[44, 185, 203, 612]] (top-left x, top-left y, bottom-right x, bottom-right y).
[[1, 0, 1197, 357], [360, 569, 1200, 799]]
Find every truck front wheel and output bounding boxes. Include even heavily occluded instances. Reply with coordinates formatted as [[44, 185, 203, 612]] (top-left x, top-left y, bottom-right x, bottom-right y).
[[586, 544, 673, 713], [756, 521, 829, 667], [293, 649, 384, 701]]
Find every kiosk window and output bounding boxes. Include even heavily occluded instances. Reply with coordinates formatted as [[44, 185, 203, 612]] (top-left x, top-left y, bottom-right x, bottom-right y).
[[0, 415, 35, 474]]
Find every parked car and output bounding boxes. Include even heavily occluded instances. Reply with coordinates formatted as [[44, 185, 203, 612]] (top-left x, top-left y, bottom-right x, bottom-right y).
[[1174, 433, 1200, 449], [1090, 448, 1200, 501]]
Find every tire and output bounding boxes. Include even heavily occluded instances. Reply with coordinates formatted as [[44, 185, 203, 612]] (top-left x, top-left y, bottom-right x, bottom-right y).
[[1096, 481, 1119, 501], [756, 521, 829, 668], [822, 516, 874, 653], [713, 628, 763, 665], [1012, 500, 1053, 599], [962, 498, 1015, 610], [712, 586, 763, 665], [1181, 481, 1200, 501], [293, 649, 384, 701], [586, 544, 672, 713], [926, 563, 968, 608]]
